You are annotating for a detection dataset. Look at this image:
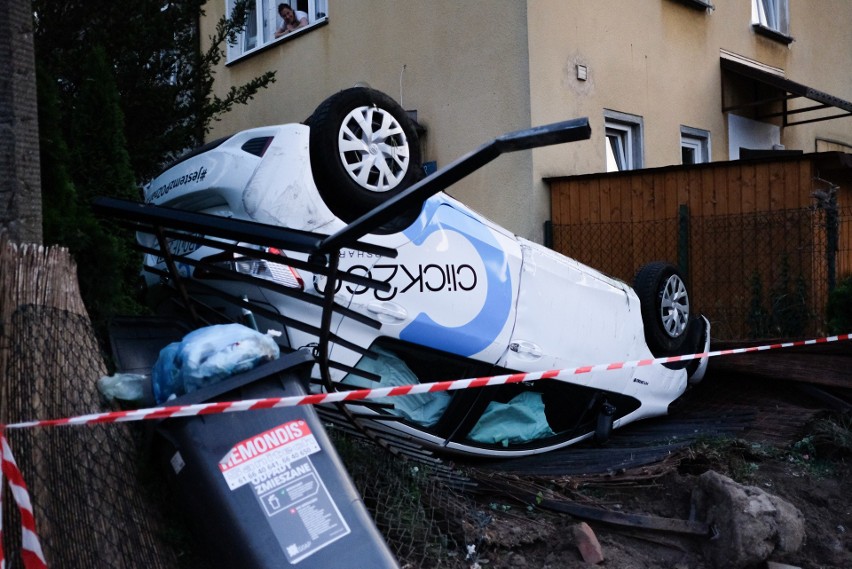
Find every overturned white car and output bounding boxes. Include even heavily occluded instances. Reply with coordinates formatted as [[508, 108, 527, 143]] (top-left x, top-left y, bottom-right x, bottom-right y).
[[130, 87, 710, 458]]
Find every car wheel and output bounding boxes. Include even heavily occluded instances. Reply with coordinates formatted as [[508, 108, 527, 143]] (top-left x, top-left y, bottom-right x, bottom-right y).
[[308, 87, 422, 227], [634, 262, 691, 355]]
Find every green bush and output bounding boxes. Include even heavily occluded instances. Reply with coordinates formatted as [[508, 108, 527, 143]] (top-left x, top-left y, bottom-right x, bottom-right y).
[[39, 47, 144, 339], [826, 275, 852, 334]]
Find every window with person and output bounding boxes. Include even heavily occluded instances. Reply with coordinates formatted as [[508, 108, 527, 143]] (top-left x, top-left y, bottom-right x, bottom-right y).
[[226, 0, 328, 62], [752, 0, 790, 39]]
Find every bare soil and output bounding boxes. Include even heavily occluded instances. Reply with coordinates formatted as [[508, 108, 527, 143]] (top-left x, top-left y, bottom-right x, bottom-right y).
[[467, 422, 852, 569]]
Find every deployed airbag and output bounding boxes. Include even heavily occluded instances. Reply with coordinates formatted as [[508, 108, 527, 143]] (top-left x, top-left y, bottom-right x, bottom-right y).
[[346, 346, 451, 427], [467, 391, 555, 446]]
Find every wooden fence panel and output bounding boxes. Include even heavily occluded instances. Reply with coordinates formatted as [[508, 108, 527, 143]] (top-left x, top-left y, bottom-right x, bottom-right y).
[[549, 154, 852, 339]]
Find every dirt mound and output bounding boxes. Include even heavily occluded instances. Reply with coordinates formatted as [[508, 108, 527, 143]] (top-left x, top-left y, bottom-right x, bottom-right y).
[[468, 431, 851, 569]]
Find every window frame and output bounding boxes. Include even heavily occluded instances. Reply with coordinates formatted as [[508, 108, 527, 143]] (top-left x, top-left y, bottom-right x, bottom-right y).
[[670, 0, 714, 11], [604, 110, 644, 172], [751, 0, 793, 43], [226, 0, 329, 63], [680, 126, 711, 165]]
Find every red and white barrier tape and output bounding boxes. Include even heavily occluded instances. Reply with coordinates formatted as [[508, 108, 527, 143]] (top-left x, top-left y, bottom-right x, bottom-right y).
[[3, 333, 851, 431], [1, 331, 850, 566], [0, 428, 48, 569]]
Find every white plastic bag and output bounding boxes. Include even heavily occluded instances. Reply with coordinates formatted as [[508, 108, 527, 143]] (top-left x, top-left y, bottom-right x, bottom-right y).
[[152, 323, 280, 403], [97, 373, 149, 403]]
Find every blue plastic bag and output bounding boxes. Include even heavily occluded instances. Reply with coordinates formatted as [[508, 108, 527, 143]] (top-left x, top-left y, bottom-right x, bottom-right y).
[[152, 324, 280, 403]]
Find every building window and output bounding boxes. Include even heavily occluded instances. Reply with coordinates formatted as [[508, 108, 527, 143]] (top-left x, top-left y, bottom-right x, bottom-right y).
[[752, 0, 791, 41], [604, 110, 643, 172], [227, 0, 328, 62], [670, 0, 714, 11], [680, 126, 710, 164]]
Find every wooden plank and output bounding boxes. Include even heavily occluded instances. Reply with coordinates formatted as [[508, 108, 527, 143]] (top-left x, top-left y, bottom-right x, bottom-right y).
[[641, 173, 656, 222], [700, 167, 716, 217], [607, 176, 631, 278], [663, 171, 677, 219], [687, 168, 703, 217], [768, 161, 784, 211], [550, 181, 564, 226], [740, 162, 756, 214], [840, 193, 852, 276], [786, 160, 804, 209], [578, 178, 591, 223], [754, 162, 771, 212], [793, 160, 811, 209], [557, 181, 573, 225], [676, 169, 691, 211], [725, 163, 743, 216], [563, 180, 575, 226], [717, 163, 731, 216], [631, 175, 645, 269], [599, 176, 613, 223], [588, 178, 601, 223], [618, 175, 632, 223], [554, 181, 567, 226], [799, 160, 813, 209]]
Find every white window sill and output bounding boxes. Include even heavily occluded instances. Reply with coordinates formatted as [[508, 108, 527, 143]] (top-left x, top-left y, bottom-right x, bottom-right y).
[[752, 23, 793, 45], [227, 17, 329, 66]]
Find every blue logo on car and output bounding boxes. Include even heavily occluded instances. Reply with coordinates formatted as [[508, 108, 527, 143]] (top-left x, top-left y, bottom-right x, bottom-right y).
[[399, 199, 512, 357]]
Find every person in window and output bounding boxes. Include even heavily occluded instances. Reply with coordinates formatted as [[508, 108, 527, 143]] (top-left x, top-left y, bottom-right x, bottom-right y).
[[274, 3, 308, 38]]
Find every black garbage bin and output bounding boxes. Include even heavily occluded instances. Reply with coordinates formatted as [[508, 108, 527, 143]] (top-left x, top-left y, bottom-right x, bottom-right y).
[[151, 349, 399, 568]]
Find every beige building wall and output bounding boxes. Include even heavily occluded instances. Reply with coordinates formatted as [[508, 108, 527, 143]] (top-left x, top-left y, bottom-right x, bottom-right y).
[[202, 1, 852, 243], [528, 0, 852, 209], [202, 1, 537, 239]]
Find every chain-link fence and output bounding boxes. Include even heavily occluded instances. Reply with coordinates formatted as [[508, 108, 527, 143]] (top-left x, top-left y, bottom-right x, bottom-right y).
[[552, 205, 852, 341], [690, 208, 829, 340], [1, 305, 179, 569], [326, 430, 484, 569]]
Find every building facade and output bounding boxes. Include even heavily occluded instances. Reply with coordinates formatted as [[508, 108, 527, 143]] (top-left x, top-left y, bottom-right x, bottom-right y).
[[202, 0, 852, 243]]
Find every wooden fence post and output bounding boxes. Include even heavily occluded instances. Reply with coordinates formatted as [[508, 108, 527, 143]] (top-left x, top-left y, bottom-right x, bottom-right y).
[[678, 204, 690, 280], [0, 234, 87, 422]]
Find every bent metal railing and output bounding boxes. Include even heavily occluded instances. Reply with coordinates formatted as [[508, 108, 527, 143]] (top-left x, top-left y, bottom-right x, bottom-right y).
[[93, 118, 592, 454]]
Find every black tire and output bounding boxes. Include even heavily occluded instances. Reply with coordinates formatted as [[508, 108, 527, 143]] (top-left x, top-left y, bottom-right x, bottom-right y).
[[308, 87, 422, 227], [594, 401, 615, 445], [633, 262, 691, 355]]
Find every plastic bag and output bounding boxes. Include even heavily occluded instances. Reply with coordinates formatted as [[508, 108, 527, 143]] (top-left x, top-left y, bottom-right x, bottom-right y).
[[152, 323, 281, 403], [97, 373, 149, 403]]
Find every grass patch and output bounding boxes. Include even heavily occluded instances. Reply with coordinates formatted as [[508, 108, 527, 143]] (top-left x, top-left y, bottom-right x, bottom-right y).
[[679, 411, 851, 482]]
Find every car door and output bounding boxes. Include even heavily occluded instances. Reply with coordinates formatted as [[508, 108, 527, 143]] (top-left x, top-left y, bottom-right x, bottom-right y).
[[500, 238, 651, 380]]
